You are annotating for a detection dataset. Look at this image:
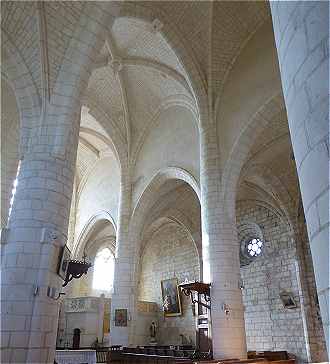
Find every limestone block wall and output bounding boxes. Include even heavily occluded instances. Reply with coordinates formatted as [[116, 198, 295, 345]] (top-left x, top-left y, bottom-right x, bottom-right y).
[[237, 202, 324, 362], [138, 222, 200, 346], [56, 297, 110, 348], [133, 301, 159, 346]]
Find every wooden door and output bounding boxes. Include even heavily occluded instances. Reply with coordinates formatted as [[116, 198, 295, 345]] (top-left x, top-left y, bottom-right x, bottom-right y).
[[72, 328, 80, 349]]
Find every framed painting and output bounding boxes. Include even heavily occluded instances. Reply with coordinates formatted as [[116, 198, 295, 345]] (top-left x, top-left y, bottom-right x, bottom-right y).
[[280, 291, 297, 309], [58, 245, 71, 280], [161, 278, 182, 317], [114, 309, 128, 326]]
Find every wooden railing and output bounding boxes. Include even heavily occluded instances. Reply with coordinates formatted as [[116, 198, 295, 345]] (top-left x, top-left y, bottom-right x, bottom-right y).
[[65, 346, 296, 364]]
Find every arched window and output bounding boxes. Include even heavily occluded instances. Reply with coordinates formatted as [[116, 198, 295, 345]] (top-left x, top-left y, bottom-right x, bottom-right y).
[[92, 247, 115, 291], [8, 160, 21, 221]]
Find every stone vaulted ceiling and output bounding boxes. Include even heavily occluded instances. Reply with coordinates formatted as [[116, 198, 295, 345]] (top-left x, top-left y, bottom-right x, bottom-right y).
[[237, 111, 300, 221], [1, 0, 274, 198]]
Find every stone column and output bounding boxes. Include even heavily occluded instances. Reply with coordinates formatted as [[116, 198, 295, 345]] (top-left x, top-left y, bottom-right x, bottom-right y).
[[200, 124, 247, 358], [270, 2, 329, 354], [0, 4, 118, 362], [98, 295, 105, 343], [0, 110, 81, 363], [110, 172, 134, 346]]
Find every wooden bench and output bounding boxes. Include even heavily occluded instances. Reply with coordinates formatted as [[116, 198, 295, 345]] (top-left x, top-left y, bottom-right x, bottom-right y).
[[200, 359, 266, 364], [120, 352, 193, 363], [199, 358, 295, 364], [248, 351, 291, 360], [247, 351, 295, 364]]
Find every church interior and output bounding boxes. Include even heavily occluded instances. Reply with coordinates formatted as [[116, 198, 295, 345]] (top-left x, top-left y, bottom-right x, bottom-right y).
[[1, 1, 329, 364]]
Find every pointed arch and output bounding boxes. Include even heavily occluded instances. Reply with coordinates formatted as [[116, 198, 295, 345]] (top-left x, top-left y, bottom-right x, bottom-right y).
[[72, 210, 117, 258]]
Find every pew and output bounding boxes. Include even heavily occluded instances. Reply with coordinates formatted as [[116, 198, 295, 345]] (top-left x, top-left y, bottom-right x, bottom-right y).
[[199, 358, 295, 364], [248, 352, 288, 360], [200, 359, 266, 364], [247, 351, 295, 364], [104, 347, 296, 364], [120, 352, 193, 364]]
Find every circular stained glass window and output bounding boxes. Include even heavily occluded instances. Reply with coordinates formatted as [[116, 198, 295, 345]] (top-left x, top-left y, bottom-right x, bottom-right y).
[[247, 238, 263, 257]]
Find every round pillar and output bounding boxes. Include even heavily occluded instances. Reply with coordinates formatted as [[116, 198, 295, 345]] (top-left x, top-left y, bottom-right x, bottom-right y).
[[270, 2, 329, 355], [1, 4, 118, 362], [1, 123, 80, 363], [110, 173, 135, 346], [200, 124, 247, 358]]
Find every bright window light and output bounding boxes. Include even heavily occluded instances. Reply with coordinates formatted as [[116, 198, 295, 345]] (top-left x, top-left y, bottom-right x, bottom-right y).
[[8, 161, 21, 221], [92, 247, 115, 291], [247, 238, 263, 257]]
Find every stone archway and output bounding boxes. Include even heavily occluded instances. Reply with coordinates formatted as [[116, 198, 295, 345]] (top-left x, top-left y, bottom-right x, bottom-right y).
[[73, 211, 117, 258], [221, 94, 285, 219]]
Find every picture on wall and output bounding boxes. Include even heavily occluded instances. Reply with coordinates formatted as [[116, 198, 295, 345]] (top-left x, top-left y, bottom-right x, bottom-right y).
[[280, 291, 297, 309], [114, 309, 128, 326], [58, 245, 71, 280], [161, 278, 182, 317]]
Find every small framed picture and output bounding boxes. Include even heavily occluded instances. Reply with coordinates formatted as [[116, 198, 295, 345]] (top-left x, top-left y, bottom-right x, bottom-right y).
[[115, 309, 128, 327], [58, 245, 71, 280], [161, 278, 182, 317], [280, 291, 297, 309]]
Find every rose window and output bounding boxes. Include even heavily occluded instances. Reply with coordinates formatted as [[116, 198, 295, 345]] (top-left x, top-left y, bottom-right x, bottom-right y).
[[247, 238, 263, 257]]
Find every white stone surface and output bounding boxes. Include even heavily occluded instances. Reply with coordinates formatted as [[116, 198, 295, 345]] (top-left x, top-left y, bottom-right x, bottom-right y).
[[1, 1, 329, 362], [270, 2, 329, 355]]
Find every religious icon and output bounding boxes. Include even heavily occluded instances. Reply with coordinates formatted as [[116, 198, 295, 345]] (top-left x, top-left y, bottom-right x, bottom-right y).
[[114, 309, 128, 326], [279, 291, 297, 309], [161, 278, 182, 317], [149, 321, 157, 343]]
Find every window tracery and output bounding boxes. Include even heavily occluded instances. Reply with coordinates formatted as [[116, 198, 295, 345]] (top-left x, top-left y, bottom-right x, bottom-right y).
[[247, 238, 263, 257]]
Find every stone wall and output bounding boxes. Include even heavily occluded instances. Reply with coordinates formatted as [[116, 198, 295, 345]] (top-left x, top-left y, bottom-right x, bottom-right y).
[[134, 301, 159, 346], [57, 296, 110, 348], [237, 201, 325, 362], [138, 222, 200, 346]]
